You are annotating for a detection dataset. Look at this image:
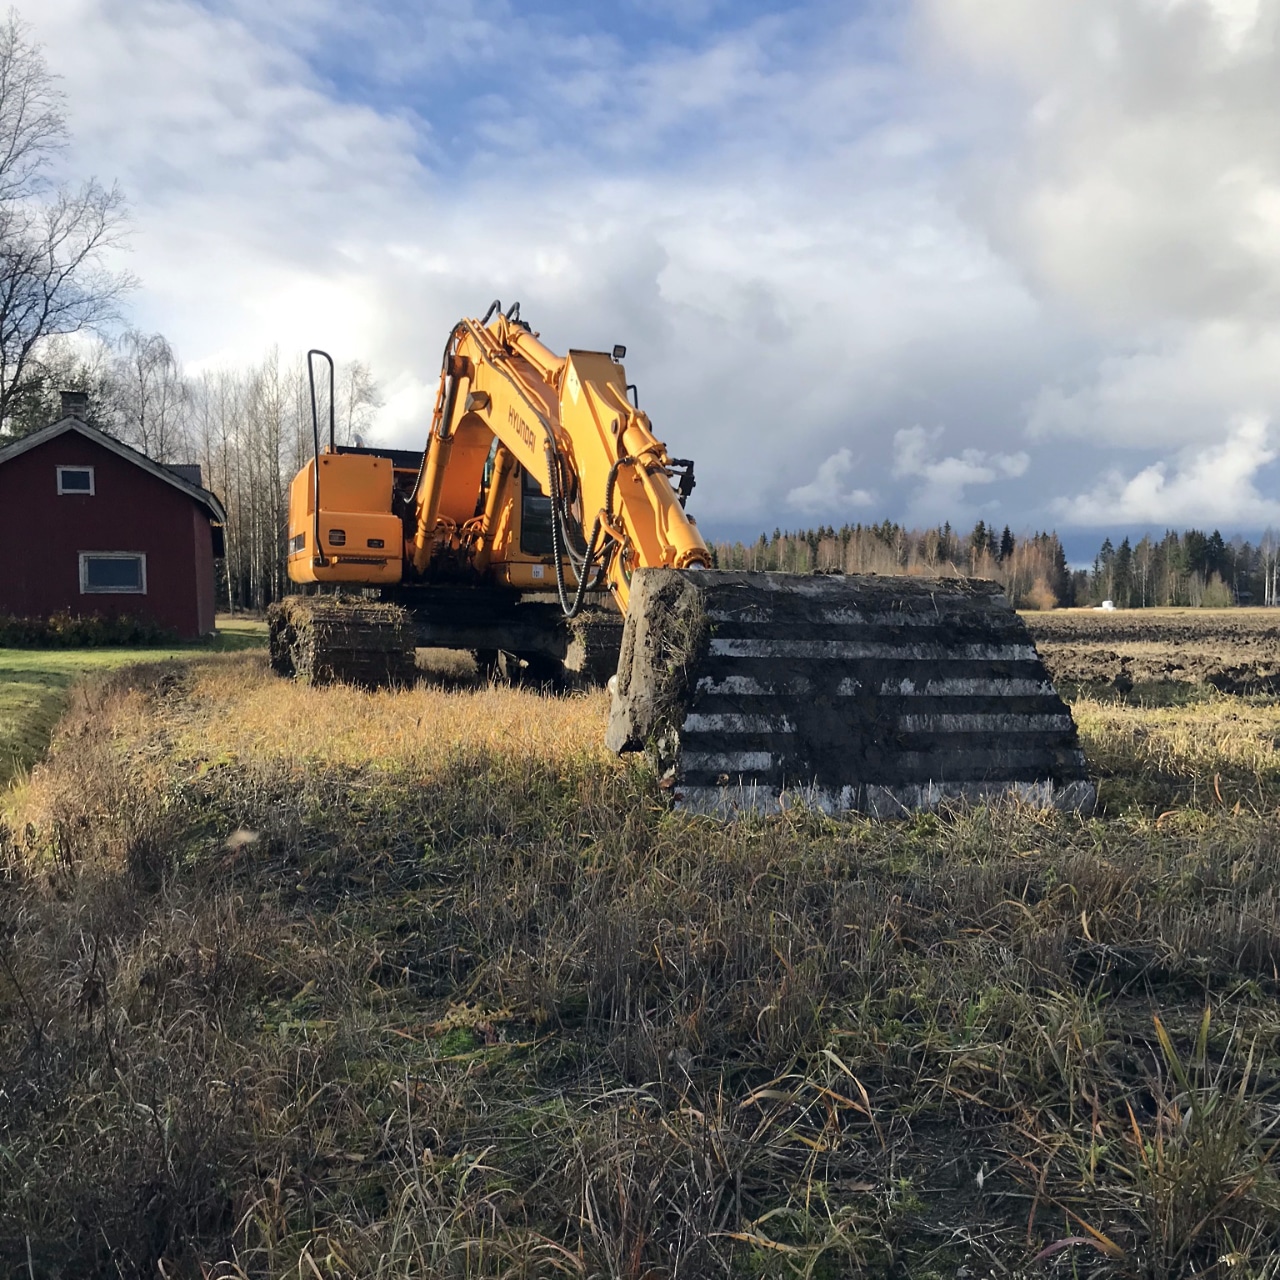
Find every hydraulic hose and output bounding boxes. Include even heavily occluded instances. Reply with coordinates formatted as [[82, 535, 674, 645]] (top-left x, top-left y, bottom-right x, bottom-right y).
[[546, 447, 633, 618]]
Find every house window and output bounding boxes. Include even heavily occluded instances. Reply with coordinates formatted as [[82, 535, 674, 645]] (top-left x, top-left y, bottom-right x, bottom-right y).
[[57, 466, 95, 495], [79, 552, 147, 594]]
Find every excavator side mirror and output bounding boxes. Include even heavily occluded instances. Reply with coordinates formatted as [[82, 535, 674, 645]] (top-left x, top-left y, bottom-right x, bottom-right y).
[[612, 344, 626, 362]]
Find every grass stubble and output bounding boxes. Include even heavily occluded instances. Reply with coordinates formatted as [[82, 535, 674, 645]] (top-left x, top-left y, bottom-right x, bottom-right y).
[[4, 647, 1280, 1277]]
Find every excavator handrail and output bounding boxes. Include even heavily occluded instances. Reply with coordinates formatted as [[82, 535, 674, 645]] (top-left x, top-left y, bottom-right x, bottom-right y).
[[306, 349, 335, 567]]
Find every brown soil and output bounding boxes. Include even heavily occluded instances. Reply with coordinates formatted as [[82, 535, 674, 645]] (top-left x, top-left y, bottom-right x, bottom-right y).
[[1024, 608, 1280, 697]]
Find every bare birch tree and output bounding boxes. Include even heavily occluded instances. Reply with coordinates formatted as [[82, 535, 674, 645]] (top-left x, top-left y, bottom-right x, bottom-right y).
[[0, 11, 133, 434], [1261, 529, 1278, 607], [113, 329, 188, 462]]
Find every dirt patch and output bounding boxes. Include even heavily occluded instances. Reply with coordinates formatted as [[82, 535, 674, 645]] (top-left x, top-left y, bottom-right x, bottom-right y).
[[1025, 609, 1280, 697]]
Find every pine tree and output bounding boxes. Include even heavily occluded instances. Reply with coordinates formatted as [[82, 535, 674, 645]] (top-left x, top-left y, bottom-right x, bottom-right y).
[[1113, 537, 1133, 608]]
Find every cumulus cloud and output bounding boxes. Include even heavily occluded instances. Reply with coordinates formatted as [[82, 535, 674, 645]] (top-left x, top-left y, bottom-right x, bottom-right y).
[[786, 449, 875, 515], [891, 426, 1028, 519], [25, 0, 1280, 537], [921, 0, 1280, 532], [1026, 323, 1280, 447], [924, 0, 1280, 329], [1054, 414, 1280, 526], [30, 0, 1052, 528]]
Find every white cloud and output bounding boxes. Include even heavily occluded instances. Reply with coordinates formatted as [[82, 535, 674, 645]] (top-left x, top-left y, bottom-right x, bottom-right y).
[[924, 0, 1280, 329], [27, 0, 1051, 525], [786, 449, 875, 515], [909, 0, 1280, 533], [1054, 414, 1280, 525], [1025, 322, 1280, 446], [891, 425, 1028, 519], [24, 0, 1280, 537]]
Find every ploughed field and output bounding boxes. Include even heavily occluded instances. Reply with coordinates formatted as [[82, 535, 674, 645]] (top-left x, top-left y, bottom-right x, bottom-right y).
[[1025, 607, 1280, 699], [5, 614, 1280, 1278]]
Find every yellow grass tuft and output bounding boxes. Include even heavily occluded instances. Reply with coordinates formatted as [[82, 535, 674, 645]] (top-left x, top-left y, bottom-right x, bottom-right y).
[[1073, 694, 1280, 812], [183, 655, 615, 772]]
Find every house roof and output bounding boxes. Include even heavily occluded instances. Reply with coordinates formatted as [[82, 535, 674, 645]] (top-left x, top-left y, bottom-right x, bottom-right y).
[[0, 416, 227, 523]]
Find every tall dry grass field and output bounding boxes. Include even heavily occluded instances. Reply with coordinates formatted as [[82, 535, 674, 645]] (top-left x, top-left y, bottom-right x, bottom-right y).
[[4, 648, 1280, 1278]]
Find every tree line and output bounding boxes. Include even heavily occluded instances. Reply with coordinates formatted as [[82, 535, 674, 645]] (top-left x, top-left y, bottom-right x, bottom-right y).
[[713, 522, 1280, 609], [1079, 529, 1280, 608], [711, 521, 1071, 610]]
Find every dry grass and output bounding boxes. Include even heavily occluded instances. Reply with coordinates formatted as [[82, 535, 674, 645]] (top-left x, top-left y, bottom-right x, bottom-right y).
[[4, 652, 1280, 1278], [1073, 695, 1280, 814], [182, 657, 613, 773], [0, 617, 266, 787]]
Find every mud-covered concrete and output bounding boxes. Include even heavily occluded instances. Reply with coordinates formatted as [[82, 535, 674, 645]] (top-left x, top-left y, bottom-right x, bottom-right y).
[[608, 569, 1094, 815], [605, 569, 710, 766]]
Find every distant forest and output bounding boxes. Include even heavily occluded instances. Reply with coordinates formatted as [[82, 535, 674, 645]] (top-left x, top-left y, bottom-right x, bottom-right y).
[[710, 522, 1280, 610]]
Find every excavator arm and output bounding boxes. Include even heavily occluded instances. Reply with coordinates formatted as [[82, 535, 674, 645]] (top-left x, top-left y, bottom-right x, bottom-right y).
[[276, 303, 1094, 818], [407, 304, 710, 615]]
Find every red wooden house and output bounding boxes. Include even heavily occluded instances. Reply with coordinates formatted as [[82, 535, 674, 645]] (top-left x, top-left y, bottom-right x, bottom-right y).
[[0, 394, 226, 639]]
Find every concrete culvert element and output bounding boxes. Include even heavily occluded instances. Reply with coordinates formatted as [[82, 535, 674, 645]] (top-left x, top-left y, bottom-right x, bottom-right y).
[[608, 569, 1095, 817]]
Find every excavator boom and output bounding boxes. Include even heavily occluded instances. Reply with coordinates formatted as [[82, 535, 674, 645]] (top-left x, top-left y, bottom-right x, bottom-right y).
[[272, 304, 1094, 816], [408, 307, 710, 615]]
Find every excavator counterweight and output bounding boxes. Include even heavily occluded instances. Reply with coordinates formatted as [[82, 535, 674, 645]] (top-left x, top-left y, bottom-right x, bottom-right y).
[[270, 305, 1094, 816]]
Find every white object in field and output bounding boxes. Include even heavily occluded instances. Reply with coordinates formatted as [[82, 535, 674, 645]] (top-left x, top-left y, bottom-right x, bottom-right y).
[[1096, 600, 1116, 611]]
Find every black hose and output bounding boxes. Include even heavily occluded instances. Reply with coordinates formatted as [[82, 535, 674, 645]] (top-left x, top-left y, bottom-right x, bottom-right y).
[[554, 478, 589, 569], [407, 322, 467, 510], [546, 449, 633, 618]]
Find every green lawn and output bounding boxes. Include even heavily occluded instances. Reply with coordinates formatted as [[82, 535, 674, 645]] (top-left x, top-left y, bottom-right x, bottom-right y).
[[0, 617, 267, 787]]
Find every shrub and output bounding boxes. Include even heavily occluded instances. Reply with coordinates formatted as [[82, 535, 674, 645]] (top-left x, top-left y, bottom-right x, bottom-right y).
[[0, 611, 179, 648], [1026, 574, 1059, 611]]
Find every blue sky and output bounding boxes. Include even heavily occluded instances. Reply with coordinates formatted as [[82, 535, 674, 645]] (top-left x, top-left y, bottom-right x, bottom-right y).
[[28, 0, 1280, 547]]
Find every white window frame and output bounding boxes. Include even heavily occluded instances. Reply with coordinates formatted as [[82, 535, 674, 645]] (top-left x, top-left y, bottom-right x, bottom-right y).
[[57, 465, 96, 495], [79, 552, 147, 595]]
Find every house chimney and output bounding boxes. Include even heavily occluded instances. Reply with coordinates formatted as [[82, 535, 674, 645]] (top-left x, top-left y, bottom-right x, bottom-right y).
[[60, 390, 89, 420]]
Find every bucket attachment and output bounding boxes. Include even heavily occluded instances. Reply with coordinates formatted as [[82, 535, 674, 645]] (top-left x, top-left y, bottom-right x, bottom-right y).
[[607, 569, 1095, 816]]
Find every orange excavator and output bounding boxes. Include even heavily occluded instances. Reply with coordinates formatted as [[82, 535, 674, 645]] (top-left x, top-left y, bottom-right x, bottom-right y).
[[269, 302, 1093, 815]]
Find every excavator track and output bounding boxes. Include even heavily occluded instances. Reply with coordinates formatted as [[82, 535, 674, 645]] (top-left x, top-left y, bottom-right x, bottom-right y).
[[268, 597, 417, 687], [608, 570, 1094, 816], [565, 609, 625, 687]]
